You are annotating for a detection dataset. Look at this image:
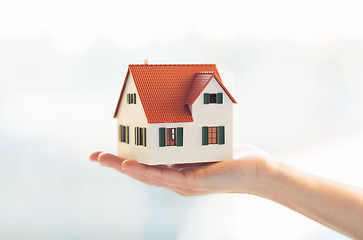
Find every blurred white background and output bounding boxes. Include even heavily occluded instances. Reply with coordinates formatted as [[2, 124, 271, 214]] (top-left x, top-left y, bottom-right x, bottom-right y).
[[1, 0, 363, 239]]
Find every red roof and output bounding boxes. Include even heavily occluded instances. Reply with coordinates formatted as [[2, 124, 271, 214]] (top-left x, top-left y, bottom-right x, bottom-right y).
[[185, 72, 214, 105], [113, 64, 237, 123]]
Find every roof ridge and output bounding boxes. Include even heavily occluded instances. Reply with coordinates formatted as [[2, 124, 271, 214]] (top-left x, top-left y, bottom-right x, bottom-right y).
[[129, 64, 216, 66], [195, 71, 215, 74]]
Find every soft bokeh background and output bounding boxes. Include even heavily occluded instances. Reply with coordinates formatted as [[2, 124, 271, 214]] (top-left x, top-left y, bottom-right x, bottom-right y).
[[1, 0, 363, 239]]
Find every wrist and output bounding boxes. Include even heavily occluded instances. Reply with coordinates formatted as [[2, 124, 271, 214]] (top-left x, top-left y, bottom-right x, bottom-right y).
[[243, 155, 280, 197]]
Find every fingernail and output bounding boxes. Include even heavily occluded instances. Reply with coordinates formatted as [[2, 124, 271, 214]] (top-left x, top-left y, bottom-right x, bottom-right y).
[[98, 152, 110, 166], [121, 162, 128, 171], [121, 161, 134, 172]]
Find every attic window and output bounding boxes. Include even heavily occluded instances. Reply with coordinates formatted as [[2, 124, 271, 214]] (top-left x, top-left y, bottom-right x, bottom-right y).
[[209, 94, 217, 103], [127, 93, 137, 104], [204, 93, 223, 104]]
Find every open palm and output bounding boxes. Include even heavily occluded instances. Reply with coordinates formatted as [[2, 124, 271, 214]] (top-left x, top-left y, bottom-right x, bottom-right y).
[[90, 145, 273, 196]]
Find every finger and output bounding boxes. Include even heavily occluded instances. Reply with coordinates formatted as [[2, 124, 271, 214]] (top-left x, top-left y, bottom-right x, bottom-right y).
[[98, 153, 127, 171], [89, 151, 103, 161], [122, 160, 191, 187], [94, 154, 191, 194]]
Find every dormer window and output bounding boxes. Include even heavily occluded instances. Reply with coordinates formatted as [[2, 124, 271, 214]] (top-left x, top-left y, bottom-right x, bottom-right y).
[[209, 93, 217, 103], [204, 93, 223, 104], [127, 93, 136, 104]]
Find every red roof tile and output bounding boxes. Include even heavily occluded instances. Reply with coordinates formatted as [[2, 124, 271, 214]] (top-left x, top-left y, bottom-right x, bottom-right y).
[[185, 72, 214, 105], [113, 64, 236, 123]]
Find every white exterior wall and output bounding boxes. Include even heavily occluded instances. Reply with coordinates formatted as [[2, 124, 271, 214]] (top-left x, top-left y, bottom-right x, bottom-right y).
[[116, 73, 150, 163], [148, 77, 234, 165]]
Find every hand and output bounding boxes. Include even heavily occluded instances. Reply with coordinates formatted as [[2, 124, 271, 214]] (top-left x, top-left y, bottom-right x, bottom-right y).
[[89, 145, 276, 196], [90, 145, 363, 238]]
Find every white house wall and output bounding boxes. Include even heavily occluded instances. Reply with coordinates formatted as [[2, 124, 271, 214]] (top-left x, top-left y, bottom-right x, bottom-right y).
[[116, 73, 150, 163], [149, 77, 234, 165]]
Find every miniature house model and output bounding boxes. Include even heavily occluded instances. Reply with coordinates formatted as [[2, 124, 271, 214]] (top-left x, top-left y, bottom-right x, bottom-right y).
[[113, 63, 237, 165]]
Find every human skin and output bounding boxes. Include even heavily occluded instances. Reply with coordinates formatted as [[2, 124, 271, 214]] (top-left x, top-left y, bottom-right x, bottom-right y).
[[90, 145, 363, 239]]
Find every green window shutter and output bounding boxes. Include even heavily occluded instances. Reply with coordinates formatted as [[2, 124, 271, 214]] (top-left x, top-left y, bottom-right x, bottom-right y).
[[121, 125, 124, 142], [143, 127, 146, 147], [204, 93, 210, 104], [217, 93, 223, 104], [127, 94, 130, 104], [126, 126, 129, 144], [202, 127, 209, 145], [134, 127, 137, 145], [176, 127, 183, 147], [218, 126, 225, 144], [119, 125, 122, 142], [159, 128, 166, 147], [134, 93, 136, 104], [136, 127, 141, 145]]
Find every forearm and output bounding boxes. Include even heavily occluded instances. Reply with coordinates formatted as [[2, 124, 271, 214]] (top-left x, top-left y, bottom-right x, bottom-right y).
[[253, 161, 363, 239]]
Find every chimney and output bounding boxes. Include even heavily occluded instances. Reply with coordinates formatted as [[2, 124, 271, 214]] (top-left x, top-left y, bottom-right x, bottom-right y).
[[144, 59, 149, 65]]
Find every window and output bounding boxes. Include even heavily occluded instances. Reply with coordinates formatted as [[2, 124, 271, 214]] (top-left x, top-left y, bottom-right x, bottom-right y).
[[204, 93, 223, 104], [135, 127, 146, 146], [119, 125, 129, 143], [208, 127, 218, 144], [159, 127, 183, 147], [127, 93, 137, 104], [166, 128, 176, 146], [209, 93, 217, 103], [202, 126, 225, 145]]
